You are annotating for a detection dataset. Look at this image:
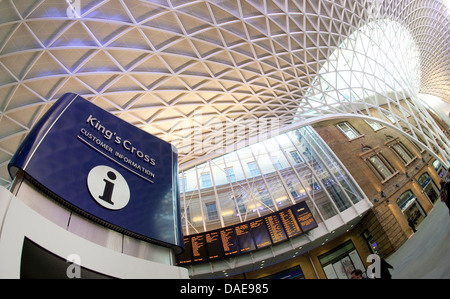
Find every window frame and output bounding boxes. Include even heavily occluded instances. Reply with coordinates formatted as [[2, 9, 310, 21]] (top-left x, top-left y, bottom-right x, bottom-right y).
[[360, 146, 398, 183], [205, 202, 218, 221], [364, 119, 385, 131], [247, 161, 261, 177], [336, 121, 364, 140], [385, 137, 416, 165], [201, 172, 212, 188]]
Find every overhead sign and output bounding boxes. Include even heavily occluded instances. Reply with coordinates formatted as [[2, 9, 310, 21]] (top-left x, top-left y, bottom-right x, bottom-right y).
[[176, 201, 318, 264], [9, 93, 183, 253]]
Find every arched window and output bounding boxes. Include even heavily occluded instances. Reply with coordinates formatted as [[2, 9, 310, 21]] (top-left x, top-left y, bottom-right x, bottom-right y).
[[397, 190, 416, 212], [396, 190, 427, 227], [418, 172, 439, 203], [362, 145, 372, 152], [417, 172, 432, 188]]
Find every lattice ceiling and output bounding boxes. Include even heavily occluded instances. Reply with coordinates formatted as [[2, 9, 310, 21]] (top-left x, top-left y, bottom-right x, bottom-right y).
[[0, 0, 449, 187]]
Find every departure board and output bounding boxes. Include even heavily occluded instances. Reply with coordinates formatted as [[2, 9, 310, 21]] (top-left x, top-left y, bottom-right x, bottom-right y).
[[220, 227, 239, 256], [235, 223, 256, 253], [176, 201, 318, 265], [292, 201, 318, 232], [279, 208, 303, 238], [249, 219, 271, 249], [264, 213, 288, 244], [205, 231, 223, 260], [191, 235, 207, 262], [177, 236, 192, 264]]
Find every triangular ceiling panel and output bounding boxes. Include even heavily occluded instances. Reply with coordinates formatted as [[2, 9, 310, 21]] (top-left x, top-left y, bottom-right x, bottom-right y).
[[9, 0, 41, 19], [0, 133, 26, 160], [0, 63, 17, 86], [125, 0, 167, 24], [192, 27, 224, 47], [49, 48, 96, 73], [4, 104, 43, 131], [25, 20, 71, 47], [140, 27, 181, 50], [51, 22, 98, 47], [132, 73, 168, 90], [84, 0, 133, 23], [163, 38, 198, 58], [107, 27, 152, 50], [76, 50, 122, 73], [176, 1, 213, 24], [103, 75, 145, 93], [84, 21, 130, 46], [24, 77, 67, 99], [1, 23, 42, 55], [50, 77, 94, 99], [209, 3, 239, 25], [0, 1, 21, 24], [131, 54, 169, 73], [3, 84, 45, 112], [107, 50, 148, 71], [23, 52, 68, 79], [77, 73, 120, 93]]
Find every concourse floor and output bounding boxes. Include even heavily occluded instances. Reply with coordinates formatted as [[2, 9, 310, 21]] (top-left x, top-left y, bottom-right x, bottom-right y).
[[386, 200, 450, 279]]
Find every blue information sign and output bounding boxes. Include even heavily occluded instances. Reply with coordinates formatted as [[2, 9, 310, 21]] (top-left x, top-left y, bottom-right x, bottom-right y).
[[9, 93, 183, 253]]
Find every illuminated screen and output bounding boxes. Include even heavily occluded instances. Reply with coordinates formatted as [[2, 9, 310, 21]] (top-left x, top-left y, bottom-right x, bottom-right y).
[[264, 214, 287, 244], [191, 235, 207, 263], [220, 227, 239, 256], [292, 201, 318, 232], [279, 208, 303, 238], [176, 201, 317, 265], [176, 237, 192, 264]]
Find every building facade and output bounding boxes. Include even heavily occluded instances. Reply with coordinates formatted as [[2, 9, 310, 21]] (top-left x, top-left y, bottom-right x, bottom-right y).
[[176, 99, 447, 279], [313, 114, 444, 257]]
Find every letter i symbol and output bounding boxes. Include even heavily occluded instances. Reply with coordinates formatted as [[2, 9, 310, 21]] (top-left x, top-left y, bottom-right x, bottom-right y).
[[99, 171, 116, 205], [88, 165, 130, 210]]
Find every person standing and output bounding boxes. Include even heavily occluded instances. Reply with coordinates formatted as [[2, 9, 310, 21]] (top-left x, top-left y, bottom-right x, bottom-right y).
[[407, 217, 417, 233], [440, 168, 450, 215], [380, 257, 394, 279]]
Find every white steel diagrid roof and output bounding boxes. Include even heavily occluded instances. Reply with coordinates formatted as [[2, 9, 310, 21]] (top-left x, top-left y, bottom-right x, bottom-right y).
[[0, 0, 449, 188]]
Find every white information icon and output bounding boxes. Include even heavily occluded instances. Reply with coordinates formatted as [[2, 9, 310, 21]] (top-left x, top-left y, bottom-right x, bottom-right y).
[[87, 165, 130, 210]]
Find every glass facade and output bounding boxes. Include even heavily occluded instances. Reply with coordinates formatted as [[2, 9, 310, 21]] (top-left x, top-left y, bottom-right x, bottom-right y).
[[179, 126, 365, 235]]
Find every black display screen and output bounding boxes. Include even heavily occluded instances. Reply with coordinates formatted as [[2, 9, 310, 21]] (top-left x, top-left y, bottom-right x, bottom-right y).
[[292, 201, 318, 232], [205, 231, 223, 260], [249, 219, 272, 249], [235, 223, 256, 253], [176, 236, 193, 264]]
